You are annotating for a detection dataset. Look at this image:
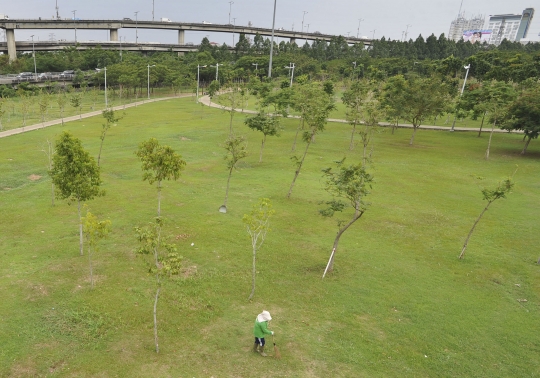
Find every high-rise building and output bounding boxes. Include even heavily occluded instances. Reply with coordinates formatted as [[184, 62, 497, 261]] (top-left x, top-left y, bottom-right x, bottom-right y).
[[487, 8, 535, 45], [448, 14, 485, 42]]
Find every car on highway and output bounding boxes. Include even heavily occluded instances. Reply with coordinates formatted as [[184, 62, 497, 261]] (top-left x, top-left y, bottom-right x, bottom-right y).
[[59, 70, 75, 79], [16, 72, 34, 81], [38, 72, 54, 80], [123, 17, 132, 21]]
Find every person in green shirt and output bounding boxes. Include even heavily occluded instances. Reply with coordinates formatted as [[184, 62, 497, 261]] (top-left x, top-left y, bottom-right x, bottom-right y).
[[252, 310, 274, 356]]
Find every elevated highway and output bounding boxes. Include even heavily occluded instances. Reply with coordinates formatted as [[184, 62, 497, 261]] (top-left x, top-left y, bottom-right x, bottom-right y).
[[0, 19, 372, 61]]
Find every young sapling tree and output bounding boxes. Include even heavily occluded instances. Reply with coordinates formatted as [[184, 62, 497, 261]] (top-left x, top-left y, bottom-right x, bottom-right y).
[[98, 109, 122, 167], [82, 208, 111, 288], [135, 217, 182, 353], [70, 93, 83, 120], [243, 198, 274, 300], [320, 159, 373, 277], [57, 93, 67, 125], [49, 131, 104, 255], [41, 139, 55, 206], [459, 176, 514, 259], [221, 135, 248, 212], [136, 138, 186, 216]]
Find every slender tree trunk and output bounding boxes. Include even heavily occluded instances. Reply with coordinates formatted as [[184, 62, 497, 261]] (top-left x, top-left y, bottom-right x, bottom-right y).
[[349, 121, 357, 150], [392, 117, 398, 135], [291, 118, 303, 152], [477, 112, 486, 137], [326, 210, 364, 273], [157, 181, 162, 217], [259, 134, 266, 163], [51, 182, 55, 206], [459, 202, 492, 259], [78, 199, 83, 256], [521, 136, 531, 155], [229, 112, 234, 137], [248, 244, 256, 301], [287, 135, 312, 199], [98, 138, 105, 167], [153, 286, 160, 353], [409, 125, 418, 145], [223, 167, 233, 207], [485, 120, 496, 160], [89, 246, 94, 288]]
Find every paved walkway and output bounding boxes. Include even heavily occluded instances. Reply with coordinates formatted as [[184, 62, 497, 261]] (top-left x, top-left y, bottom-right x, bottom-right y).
[[0, 94, 192, 139], [198, 95, 517, 134]]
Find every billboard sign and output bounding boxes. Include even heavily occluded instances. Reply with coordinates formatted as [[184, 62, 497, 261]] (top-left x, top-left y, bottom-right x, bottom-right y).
[[463, 29, 492, 43]]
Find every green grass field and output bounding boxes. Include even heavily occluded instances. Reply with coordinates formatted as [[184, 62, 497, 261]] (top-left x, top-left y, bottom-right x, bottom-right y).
[[1, 97, 539, 377]]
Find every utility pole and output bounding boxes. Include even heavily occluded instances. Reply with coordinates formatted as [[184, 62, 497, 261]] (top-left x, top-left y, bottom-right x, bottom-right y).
[[135, 11, 139, 44], [55, 0, 60, 20], [268, 0, 277, 78], [451, 64, 471, 131], [228, 1, 234, 24], [405, 24, 412, 41], [301, 11, 308, 39], [371, 29, 376, 40], [30, 35, 37, 79], [232, 18, 236, 47], [357, 18, 364, 38], [152, 0, 155, 21]]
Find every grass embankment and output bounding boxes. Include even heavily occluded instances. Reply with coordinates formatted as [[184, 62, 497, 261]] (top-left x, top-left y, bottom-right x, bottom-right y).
[[0, 97, 539, 377], [0, 87, 195, 132]]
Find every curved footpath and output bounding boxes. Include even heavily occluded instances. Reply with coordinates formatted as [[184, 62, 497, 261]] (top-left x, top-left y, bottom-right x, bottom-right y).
[[198, 94, 517, 134], [0, 94, 192, 139], [0, 93, 517, 139]]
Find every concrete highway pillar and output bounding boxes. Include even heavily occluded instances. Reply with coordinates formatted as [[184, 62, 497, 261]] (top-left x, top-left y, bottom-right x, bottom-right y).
[[110, 29, 119, 42], [178, 29, 185, 45], [6, 29, 16, 62], [290, 37, 296, 45]]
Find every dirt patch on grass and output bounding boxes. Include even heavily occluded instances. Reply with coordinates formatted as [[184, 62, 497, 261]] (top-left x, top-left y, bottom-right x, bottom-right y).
[[181, 265, 198, 278], [9, 361, 37, 377], [28, 174, 42, 181], [26, 283, 49, 301], [181, 136, 191, 141]]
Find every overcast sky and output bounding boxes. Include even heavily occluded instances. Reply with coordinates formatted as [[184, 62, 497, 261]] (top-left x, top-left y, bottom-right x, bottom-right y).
[[2, 0, 539, 45]]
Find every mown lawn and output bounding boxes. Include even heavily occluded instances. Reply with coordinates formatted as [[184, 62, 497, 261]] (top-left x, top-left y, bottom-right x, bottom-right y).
[[0, 97, 539, 377]]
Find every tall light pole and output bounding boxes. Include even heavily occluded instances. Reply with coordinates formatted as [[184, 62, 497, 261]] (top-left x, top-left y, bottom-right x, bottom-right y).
[[147, 64, 155, 100], [268, 0, 277, 78], [30, 35, 37, 79], [370, 29, 376, 40], [104, 67, 108, 108], [55, 0, 60, 20], [197, 64, 207, 103], [228, 1, 234, 24], [301, 10, 308, 42], [284, 62, 295, 87], [357, 18, 364, 38], [152, 0, 155, 21], [232, 17, 236, 47], [135, 11, 139, 44], [210, 63, 222, 81], [405, 24, 412, 41], [451, 64, 471, 131], [72, 10, 77, 42]]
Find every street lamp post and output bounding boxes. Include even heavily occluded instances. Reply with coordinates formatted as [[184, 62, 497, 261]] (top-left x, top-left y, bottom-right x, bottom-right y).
[[232, 18, 236, 47], [104, 67, 108, 108], [405, 24, 412, 41], [210, 63, 222, 81], [301, 11, 308, 43], [357, 18, 364, 38], [152, 0, 155, 21], [451, 64, 471, 131], [147, 64, 155, 100], [284, 62, 295, 87], [135, 11, 139, 44], [228, 1, 234, 25], [30, 35, 37, 79], [268, 0, 277, 78], [72, 10, 77, 42], [371, 29, 376, 39], [197, 64, 207, 103]]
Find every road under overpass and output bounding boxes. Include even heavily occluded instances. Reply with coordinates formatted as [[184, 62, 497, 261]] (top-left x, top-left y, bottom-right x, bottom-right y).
[[0, 19, 372, 61]]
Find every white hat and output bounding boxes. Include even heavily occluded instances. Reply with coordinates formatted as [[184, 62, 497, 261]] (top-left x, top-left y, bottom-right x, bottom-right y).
[[257, 310, 272, 322]]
